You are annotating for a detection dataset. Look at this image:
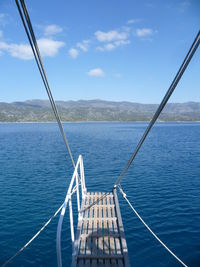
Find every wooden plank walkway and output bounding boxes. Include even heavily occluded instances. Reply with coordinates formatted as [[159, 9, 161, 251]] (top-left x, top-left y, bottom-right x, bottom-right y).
[[72, 189, 130, 267]]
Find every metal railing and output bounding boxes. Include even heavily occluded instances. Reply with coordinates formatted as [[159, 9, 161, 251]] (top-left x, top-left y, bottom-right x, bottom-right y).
[[56, 155, 87, 267]]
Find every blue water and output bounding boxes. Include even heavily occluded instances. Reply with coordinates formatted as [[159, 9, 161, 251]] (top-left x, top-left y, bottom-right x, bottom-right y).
[[0, 122, 199, 267]]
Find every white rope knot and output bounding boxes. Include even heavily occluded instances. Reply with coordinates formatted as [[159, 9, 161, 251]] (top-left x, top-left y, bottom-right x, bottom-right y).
[[118, 186, 127, 198], [122, 191, 126, 198]]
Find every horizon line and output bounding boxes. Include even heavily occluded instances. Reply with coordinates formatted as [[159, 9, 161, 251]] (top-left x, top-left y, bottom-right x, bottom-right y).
[[0, 98, 199, 105]]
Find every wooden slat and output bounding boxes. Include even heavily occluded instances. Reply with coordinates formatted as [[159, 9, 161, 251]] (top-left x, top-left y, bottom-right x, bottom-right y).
[[82, 204, 116, 208], [86, 192, 93, 267], [92, 192, 98, 267], [73, 191, 129, 267], [78, 193, 90, 267], [113, 189, 130, 267], [109, 193, 117, 267], [71, 192, 86, 267], [77, 194, 87, 267], [98, 192, 104, 267], [78, 255, 123, 259], [103, 193, 110, 267], [112, 202, 123, 267], [82, 217, 117, 222], [80, 232, 120, 238], [80, 194, 89, 253], [85, 193, 90, 267]]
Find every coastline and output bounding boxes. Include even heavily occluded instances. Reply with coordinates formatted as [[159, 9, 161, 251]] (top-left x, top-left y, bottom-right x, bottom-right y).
[[1, 120, 200, 124]]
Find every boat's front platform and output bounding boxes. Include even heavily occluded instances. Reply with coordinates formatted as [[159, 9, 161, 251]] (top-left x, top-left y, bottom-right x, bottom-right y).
[[72, 189, 130, 267]]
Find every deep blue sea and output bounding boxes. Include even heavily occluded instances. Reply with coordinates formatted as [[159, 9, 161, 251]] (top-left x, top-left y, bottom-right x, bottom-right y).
[[0, 122, 199, 267]]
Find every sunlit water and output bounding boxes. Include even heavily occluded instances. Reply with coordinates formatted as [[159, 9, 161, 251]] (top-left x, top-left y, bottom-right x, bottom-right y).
[[0, 122, 199, 267]]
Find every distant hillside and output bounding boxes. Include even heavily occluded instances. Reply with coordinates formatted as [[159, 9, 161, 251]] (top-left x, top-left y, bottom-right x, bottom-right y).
[[0, 100, 200, 122]]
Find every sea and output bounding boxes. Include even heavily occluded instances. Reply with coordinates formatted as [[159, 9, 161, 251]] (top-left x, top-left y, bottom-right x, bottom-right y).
[[0, 122, 199, 267]]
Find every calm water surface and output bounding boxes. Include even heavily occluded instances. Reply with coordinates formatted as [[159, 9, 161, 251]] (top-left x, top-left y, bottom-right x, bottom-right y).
[[0, 122, 199, 267]]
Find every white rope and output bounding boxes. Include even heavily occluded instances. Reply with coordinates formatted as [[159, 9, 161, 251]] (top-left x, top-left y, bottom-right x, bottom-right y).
[[118, 186, 188, 267], [1, 203, 64, 267]]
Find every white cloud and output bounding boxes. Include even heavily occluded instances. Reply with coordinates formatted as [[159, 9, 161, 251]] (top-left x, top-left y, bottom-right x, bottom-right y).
[[68, 27, 131, 55], [95, 30, 129, 42], [96, 43, 116, 51], [37, 38, 65, 57], [127, 19, 140, 24], [76, 39, 90, 52], [4, 43, 33, 60], [68, 48, 79, 58], [105, 43, 116, 51], [114, 39, 130, 46], [135, 28, 153, 37], [97, 39, 130, 52], [87, 68, 105, 77], [0, 41, 9, 50], [0, 41, 33, 59], [0, 38, 65, 60], [95, 28, 130, 51], [44, 24, 63, 36]]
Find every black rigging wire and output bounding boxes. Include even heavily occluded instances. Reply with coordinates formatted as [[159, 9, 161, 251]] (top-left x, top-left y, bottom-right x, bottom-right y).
[[114, 30, 200, 188], [15, 0, 76, 169], [16, 0, 200, 189], [5, 2, 198, 266]]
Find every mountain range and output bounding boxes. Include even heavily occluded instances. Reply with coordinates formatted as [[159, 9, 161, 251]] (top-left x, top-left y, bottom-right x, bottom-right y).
[[0, 99, 200, 122]]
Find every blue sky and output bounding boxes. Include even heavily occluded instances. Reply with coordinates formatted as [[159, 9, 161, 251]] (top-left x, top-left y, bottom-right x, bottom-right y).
[[0, 0, 199, 103]]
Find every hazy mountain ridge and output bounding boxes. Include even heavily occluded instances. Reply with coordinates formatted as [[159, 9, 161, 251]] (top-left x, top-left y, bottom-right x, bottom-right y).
[[0, 100, 200, 122]]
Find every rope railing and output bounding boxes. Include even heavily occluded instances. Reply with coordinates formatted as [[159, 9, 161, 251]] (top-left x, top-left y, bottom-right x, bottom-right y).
[[57, 155, 86, 267], [1, 203, 64, 267], [1, 155, 86, 267], [118, 186, 188, 267], [9, 1, 199, 267]]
